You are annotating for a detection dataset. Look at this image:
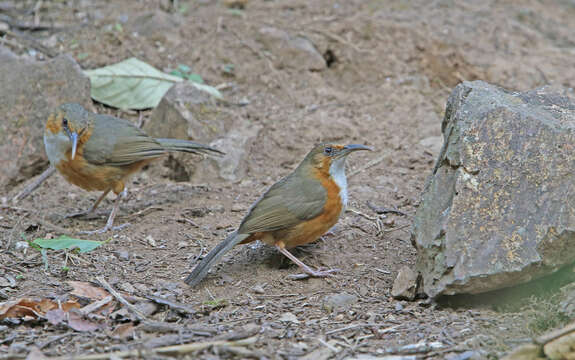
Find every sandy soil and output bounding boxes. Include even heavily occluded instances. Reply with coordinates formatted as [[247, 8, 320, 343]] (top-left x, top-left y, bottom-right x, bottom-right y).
[[2, 0, 575, 358]]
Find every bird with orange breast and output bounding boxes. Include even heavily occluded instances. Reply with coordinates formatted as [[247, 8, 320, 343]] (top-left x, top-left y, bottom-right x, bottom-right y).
[[44, 103, 223, 234], [185, 142, 372, 286]]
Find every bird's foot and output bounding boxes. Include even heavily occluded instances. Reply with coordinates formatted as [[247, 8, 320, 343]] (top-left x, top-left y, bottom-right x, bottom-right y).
[[78, 222, 130, 235], [288, 268, 340, 280]]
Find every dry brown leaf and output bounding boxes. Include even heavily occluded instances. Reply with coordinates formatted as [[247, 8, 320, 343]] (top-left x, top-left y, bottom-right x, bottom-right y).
[[68, 281, 110, 300], [0, 298, 81, 321], [68, 310, 102, 332], [45, 309, 67, 325], [111, 322, 135, 339]]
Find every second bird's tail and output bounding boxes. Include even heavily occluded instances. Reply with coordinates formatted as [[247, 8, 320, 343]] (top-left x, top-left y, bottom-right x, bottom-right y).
[[184, 232, 250, 286], [156, 138, 224, 157]]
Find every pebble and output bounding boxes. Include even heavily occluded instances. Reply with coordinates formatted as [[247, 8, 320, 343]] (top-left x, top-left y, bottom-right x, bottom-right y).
[[323, 292, 358, 312], [251, 284, 266, 294], [115, 250, 130, 261]]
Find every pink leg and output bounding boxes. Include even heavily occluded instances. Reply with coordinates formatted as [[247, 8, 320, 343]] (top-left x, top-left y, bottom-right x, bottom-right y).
[[275, 244, 340, 278], [66, 189, 112, 219], [80, 189, 130, 234]]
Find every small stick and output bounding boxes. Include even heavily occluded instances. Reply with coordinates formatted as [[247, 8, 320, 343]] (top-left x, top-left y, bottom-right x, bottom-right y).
[[52, 336, 258, 360], [317, 338, 338, 352], [367, 201, 408, 216], [79, 295, 113, 316], [325, 323, 400, 335], [346, 208, 378, 221], [12, 166, 56, 203], [145, 295, 196, 315], [96, 276, 148, 321]]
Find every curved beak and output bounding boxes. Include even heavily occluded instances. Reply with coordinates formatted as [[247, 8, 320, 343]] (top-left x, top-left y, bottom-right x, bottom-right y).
[[340, 144, 373, 157], [70, 132, 78, 160], [64, 126, 79, 160]]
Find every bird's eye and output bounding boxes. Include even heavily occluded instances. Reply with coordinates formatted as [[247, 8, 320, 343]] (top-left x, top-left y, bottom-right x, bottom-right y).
[[62, 118, 68, 128], [324, 146, 333, 155]]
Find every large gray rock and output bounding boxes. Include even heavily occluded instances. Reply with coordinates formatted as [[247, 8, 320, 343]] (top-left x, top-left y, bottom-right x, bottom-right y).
[[144, 82, 261, 182], [413, 80, 575, 297], [0, 48, 91, 193]]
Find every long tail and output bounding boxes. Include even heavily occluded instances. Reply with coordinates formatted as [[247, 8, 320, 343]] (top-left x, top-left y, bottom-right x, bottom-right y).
[[156, 138, 225, 157], [185, 232, 250, 286]]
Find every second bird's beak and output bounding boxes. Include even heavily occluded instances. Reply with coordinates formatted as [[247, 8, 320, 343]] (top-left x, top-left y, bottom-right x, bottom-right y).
[[340, 144, 373, 157], [70, 132, 78, 160]]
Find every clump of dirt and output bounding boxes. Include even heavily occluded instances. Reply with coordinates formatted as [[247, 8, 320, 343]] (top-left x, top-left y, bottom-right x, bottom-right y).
[[1, 0, 575, 358]]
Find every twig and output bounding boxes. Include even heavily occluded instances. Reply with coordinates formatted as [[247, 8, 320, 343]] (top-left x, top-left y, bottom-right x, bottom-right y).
[[125, 206, 163, 220], [52, 336, 258, 360], [137, 321, 216, 335], [318, 338, 339, 352], [256, 293, 300, 298], [349, 153, 390, 178], [325, 323, 400, 335], [346, 208, 377, 221], [38, 332, 76, 349], [12, 166, 55, 203], [384, 224, 411, 233], [79, 295, 113, 316], [367, 201, 407, 216], [96, 276, 148, 321], [145, 295, 196, 315]]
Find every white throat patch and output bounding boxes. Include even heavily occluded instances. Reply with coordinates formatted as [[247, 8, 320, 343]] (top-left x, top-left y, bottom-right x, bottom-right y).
[[329, 156, 348, 209], [44, 131, 71, 166]]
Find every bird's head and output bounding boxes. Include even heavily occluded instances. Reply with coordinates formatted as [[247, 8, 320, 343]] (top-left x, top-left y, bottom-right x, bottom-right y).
[[300, 143, 372, 176], [45, 103, 93, 161]]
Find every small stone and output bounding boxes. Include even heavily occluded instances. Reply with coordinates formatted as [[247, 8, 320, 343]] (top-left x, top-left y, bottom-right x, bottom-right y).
[[0, 277, 11, 287], [133, 283, 149, 293], [146, 235, 156, 247], [118, 282, 136, 293], [14, 241, 29, 252], [395, 302, 404, 311], [391, 266, 419, 301], [115, 250, 130, 261], [251, 284, 265, 294], [279, 312, 299, 324], [323, 292, 358, 312], [231, 203, 246, 212]]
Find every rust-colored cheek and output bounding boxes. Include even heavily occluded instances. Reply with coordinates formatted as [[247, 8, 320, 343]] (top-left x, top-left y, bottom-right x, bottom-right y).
[[45, 112, 62, 134]]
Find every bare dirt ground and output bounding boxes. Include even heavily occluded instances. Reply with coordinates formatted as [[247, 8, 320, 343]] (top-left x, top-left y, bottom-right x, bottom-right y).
[[2, 0, 575, 358]]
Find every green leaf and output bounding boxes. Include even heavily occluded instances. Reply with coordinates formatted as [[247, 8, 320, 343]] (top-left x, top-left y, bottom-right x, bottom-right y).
[[177, 64, 191, 73], [84, 57, 183, 110], [33, 236, 105, 253], [186, 73, 204, 84], [169, 70, 186, 79], [190, 82, 223, 99]]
